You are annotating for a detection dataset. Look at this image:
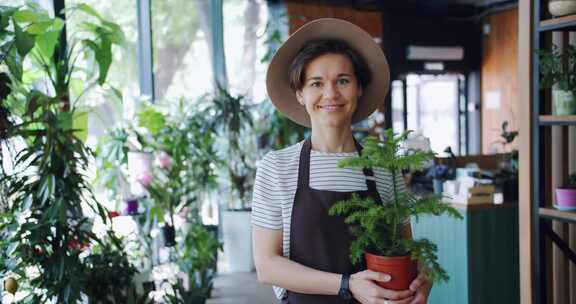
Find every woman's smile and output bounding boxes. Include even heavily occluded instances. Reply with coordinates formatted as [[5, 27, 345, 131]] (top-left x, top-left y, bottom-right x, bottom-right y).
[[317, 104, 346, 112]]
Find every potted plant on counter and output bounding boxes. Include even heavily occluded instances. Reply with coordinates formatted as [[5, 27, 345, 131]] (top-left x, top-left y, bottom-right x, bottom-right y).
[[329, 129, 463, 290], [494, 121, 519, 203], [539, 45, 576, 115], [555, 173, 576, 211]]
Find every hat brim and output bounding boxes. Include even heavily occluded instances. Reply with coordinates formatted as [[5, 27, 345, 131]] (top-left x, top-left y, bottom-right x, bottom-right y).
[[266, 18, 390, 128]]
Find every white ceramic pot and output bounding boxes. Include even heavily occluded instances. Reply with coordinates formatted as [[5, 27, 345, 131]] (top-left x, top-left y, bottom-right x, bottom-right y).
[[549, 0, 576, 17], [222, 210, 254, 272], [552, 89, 576, 115]]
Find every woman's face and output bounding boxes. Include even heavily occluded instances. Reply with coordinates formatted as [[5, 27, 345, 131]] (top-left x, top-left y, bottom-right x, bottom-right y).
[[296, 53, 362, 129]]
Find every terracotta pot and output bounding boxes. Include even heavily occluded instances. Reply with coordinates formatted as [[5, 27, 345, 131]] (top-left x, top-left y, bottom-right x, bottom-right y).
[[365, 252, 418, 291]]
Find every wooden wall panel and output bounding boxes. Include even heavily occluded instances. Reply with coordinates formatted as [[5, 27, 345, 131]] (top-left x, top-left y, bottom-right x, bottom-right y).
[[481, 9, 519, 154], [285, 2, 383, 39]]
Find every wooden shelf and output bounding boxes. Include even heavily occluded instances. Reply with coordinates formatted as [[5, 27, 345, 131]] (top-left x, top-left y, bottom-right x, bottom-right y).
[[540, 14, 576, 31], [539, 207, 576, 223], [539, 115, 576, 126]]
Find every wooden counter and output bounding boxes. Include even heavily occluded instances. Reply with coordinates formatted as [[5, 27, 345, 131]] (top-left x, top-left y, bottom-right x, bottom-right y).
[[411, 203, 519, 304]]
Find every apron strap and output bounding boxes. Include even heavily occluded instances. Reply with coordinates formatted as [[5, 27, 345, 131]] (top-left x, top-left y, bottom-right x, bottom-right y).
[[296, 138, 312, 191], [352, 138, 378, 194]]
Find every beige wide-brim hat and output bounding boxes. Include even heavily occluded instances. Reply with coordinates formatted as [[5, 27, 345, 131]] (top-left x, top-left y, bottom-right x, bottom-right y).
[[266, 18, 390, 128]]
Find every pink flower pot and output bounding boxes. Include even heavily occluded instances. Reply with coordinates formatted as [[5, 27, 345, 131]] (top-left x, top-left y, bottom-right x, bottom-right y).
[[555, 188, 576, 208]]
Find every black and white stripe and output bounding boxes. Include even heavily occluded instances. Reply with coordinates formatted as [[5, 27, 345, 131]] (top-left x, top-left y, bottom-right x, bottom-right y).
[[250, 141, 406, 299]]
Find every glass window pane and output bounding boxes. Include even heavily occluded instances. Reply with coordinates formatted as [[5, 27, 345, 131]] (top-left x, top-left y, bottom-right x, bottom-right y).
[[223, 0, 269, 103], [407, 74, 460, 155], [65, 0, 139, 141], [152, 0, 213, 103], [3, 0, 25, 7]]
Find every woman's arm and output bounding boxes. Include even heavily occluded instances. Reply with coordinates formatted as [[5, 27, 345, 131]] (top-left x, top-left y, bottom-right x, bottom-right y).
[[252, 225, 343, 295], [252, 225, 415, 302]]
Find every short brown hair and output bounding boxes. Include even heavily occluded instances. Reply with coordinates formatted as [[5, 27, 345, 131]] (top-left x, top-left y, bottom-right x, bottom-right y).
[[288, 39, 371, 92]]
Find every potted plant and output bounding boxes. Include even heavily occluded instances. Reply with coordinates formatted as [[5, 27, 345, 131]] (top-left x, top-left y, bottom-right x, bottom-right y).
[[0, 3, 137, 302], [494, 121, 519, 203], [539, 45, 576, 115], [178, 218, 222, 297], [555, 173, 576, 211], [329, 129, 463, 290], [202, 87, 256, 271], [82, 231, 140, 304], [133, 103, 219, 247]]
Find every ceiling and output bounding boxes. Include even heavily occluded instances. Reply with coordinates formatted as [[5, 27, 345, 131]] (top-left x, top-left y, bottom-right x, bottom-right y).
[[284, 0, 518, 18]]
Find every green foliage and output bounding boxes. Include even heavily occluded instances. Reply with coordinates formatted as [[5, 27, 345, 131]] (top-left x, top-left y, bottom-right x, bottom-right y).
[[538, 45, 576, 92], [135, 102, 220, 224], [163, 279, 207, 304], [493, 121, 519, 180], [82, 231, 139, 304], [178, 222, 221, 295], [567, 173, 576, 187], [163, 221, 220, 304], [202, 87, 255, 208], [0, 3, 134, 303], [329, 129, 463, 283], [256, 101, 306, 150]]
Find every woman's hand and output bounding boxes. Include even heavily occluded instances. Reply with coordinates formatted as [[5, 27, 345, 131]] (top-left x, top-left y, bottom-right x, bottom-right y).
[[349, 270, 415, 304], [408, 273, 432, 304]]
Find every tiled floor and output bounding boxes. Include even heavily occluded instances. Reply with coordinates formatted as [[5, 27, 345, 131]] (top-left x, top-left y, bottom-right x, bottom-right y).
[[207, 272, 279, 304]]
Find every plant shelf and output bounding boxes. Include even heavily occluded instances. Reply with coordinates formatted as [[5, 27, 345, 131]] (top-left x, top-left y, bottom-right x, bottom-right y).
[[539, 207, 576, 223], [539, 115, 576, 126], [540, 14, 576, 31]]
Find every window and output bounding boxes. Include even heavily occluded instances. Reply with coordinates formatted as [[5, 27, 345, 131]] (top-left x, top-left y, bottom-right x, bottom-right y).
[[406, 74, 462, 155], [223, 0, 269, 103], [151, 0, 213, 103], [65, 0, 139, 144]]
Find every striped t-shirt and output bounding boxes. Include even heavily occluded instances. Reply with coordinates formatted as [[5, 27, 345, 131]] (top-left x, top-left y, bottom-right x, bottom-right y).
[[251, 140, 406, 299]]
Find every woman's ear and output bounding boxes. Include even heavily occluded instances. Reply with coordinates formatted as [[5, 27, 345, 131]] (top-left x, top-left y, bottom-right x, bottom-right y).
[[296, 90, 305, 106]]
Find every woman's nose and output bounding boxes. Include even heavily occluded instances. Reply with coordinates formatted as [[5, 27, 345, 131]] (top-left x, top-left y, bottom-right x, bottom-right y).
[[322, 83, 340, 99]]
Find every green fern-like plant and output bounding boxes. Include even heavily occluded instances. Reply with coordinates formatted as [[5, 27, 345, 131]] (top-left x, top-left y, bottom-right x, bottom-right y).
[[329, 129, 463, 283]]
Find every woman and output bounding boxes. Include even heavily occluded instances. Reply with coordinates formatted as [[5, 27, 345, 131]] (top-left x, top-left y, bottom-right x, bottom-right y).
[[252, 18, 431, 304]]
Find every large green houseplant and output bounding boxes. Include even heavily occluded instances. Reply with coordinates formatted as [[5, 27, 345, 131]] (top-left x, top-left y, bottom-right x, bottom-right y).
[[539, 45, 576, 115], [329, 129, 462, 290], [0, 3, 138, 303], [133, 103, 219, 247], [164, 217, 221, 304]]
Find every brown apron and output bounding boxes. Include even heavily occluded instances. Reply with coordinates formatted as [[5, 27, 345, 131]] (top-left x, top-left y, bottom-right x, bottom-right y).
[[283, 137, 383, 304]]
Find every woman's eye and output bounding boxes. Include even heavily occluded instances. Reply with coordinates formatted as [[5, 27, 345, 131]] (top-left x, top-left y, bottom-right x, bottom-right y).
[[337, 78, 350, 85], [310, 82, 322, 87]]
